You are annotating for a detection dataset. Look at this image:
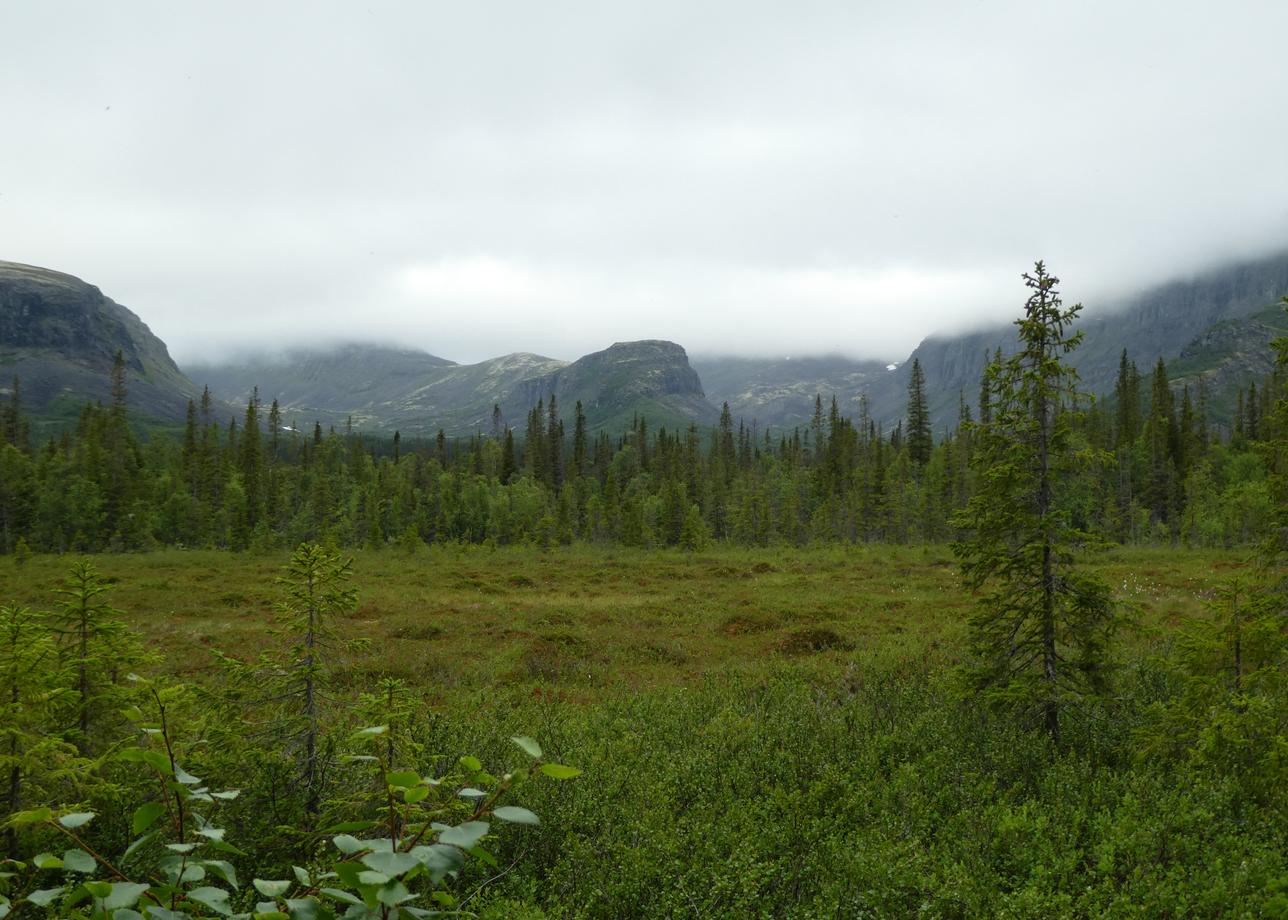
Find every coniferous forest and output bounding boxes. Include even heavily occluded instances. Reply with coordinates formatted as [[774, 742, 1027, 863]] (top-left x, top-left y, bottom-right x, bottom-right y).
[[0, 272, 1285, 918]]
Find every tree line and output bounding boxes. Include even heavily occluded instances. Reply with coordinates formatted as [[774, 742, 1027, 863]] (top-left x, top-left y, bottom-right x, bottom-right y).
[[0, 315, 1283, 557]]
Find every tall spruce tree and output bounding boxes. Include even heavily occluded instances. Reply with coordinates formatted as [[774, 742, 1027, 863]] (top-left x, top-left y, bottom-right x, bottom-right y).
[[952, 263, 1117, 744], [906, 358, 932, 466]]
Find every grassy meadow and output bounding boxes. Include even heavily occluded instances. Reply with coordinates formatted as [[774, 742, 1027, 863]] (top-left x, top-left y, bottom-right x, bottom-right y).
[[2, 544, 1248, 697], [7, 545, 1285, 918]]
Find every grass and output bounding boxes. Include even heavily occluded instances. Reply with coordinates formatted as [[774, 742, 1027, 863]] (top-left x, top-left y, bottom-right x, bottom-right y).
[[6, 544, 1282, 917], [3, 543, 1250, 703]]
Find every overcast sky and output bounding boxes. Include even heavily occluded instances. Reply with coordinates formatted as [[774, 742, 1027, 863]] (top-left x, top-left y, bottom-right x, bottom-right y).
[[2, 1, 1286, 365]]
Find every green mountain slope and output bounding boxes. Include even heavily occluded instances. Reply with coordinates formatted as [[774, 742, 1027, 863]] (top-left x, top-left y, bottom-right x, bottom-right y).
[[1167, 301, 1288, 424]]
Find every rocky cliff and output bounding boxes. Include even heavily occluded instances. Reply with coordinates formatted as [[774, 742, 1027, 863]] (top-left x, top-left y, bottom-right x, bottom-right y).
[[0, 261, 200, 422]]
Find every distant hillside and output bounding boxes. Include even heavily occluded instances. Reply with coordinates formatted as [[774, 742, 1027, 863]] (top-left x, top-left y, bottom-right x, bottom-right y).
[[692, 355, 894, 430], [697, 251, 1288, 435], [887, 250, 1288, 430], [1167, 301, 1288, 424], [0, 260, 200, 423], [517, 340, 718, 434], [187, 343, 457, 411], [189, 340, 716, 436]]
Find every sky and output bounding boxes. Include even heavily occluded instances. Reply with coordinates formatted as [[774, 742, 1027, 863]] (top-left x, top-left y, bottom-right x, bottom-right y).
[[2, 1, 1287, 365]]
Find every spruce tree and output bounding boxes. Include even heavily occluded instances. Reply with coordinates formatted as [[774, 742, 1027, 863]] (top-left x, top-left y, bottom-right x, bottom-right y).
[[1, 604, 70, 858], [906, 358, 932, 466], [274, 543, 357, 816], [572, 401, 588, 477], [952, 263, 1117, 744], [50, 562, 138, 752]]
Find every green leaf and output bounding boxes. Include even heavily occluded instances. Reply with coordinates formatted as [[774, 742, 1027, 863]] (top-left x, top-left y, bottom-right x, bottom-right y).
[[409, 844, 464, 884], [384, 770, 420, 789], [145, 907, 185, 920], [58, 812, 96, 829], [469, 844, 499, 869], [332, 834, 365, 855], [195, 826, 226, 842], [492, 806, 540, 825], [210, 789, 241, 801], [403, 786, 429, 804], [540, 763, 582, 780], [203, 838, 248, 856], [124, 830, 159, 860], [284, 896, 321, 920], [165, 843, 199, 854], [113, 910, 145, 920], [186, 886, 232, 917], [83, 880, 113, 899], [331, 862, 363, 889], [319, 820, 377, 834], [7, 807, 52, 827], [457, 787, 487, 799], [173, 766, 201, 785], [511, 736, 542, 759], [62, 848, 97, 874], [375, 881, 413, 907], [254, 879, 292, 898], [104, 882, 151, 910], [351, 725, 388, 739], [116, 749, 173, 774], [33, 853, 64, 869], [318, 888, 362, 906], [132, 803, 167, 836], [292, 866, 311, 887], [359, 851, 420, 877], [459, 755, 482, 771], [201, 859, 239, 888], [25, 887, 66, 907], [437, 821, 489, 851]]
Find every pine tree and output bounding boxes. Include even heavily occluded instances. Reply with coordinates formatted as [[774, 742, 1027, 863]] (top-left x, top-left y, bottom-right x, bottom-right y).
[[952, 263, 1117, 744], [906, 358, 932, 466]]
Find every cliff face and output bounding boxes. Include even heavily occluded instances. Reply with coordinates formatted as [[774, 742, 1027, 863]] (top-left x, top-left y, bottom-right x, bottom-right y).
[[0, 261, 199, 421], [876, 250, 1288, 430]]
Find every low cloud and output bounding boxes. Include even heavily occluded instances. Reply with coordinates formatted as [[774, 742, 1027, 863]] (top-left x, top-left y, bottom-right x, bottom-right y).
[[2, 1, 1286, 365]]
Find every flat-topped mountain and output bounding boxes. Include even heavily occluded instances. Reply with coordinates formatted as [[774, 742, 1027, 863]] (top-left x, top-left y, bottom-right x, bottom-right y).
[[516, 340, 717, 434], [0, 260, 200, 422]]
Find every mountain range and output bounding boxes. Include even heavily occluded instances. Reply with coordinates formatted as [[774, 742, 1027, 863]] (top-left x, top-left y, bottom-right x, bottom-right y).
[[3, 251, 1286, 438]]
